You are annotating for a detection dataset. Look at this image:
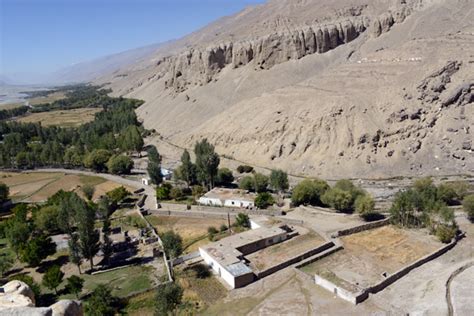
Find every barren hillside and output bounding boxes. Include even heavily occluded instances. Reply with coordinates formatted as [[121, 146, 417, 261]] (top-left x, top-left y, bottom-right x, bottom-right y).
[[96, 0, 474, 179]]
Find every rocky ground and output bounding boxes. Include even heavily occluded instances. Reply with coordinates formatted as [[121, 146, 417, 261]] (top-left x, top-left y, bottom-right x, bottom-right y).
[[95, 0, 473, 180]]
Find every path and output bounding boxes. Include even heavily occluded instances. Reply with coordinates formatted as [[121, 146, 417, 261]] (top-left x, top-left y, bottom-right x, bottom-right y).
[[446, 262, 474, 316]]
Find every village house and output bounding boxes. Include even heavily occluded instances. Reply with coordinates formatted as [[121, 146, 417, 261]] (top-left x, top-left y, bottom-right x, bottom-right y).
[[198, 188, 255, 208], [199, 218, 290, 288], [141, 168, 174, 185]]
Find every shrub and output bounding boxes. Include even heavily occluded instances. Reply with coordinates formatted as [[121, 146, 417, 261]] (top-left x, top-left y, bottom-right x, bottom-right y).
[[169, 187, 183, 200], [65, 275, 84, 298], [106, 186, 131, 204], [255, 192, 275, 209], [191, 185, 205, 198], [237, 165, 254, 173], [435, 224, 457, 243], [85, 284, 117, 316], [291, 179, 329, 206], [207, 226, 218, 240], [155, 282, 183, 316], [81, 184, 95, 201], [0, 182, 9, 204], [219, 224, 228, 232], [239, 176, 254, 191], [355, 194, 375, 217], [270, 169, 289, 192], [463, 194, 474, 221], [235, 213, 250, 228], [156, 183, 173, 200], [321, 188, 353, 213]]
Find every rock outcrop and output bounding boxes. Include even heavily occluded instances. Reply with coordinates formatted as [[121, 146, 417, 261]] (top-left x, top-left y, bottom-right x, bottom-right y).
[[0, 281, 83, 316], [162, 17, 369, 92]]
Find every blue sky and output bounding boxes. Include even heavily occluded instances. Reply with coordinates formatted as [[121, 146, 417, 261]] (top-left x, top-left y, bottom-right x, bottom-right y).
[[0, 0, 265, 82]]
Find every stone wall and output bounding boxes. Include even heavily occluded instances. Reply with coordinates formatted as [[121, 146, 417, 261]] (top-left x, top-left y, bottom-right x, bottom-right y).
[[332, 218, 390, 238], [255, 241, 335, 279]]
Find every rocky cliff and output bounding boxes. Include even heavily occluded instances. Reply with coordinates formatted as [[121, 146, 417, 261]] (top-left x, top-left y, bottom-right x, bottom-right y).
[[96, 0, 473, 179]]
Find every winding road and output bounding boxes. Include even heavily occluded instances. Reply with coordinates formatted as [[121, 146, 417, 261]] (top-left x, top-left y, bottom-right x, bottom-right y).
[[446, 262, 474, 316]]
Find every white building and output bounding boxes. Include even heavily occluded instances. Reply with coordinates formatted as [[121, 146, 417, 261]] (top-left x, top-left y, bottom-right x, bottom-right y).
[[141, 168, 174, 186], [198, 188, 255, 208], [199, 223, 289, 288]]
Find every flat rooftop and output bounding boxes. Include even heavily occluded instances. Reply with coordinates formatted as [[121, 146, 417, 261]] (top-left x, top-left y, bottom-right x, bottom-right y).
[[201, 226, 287, 275], [202, 188, 255, 202]]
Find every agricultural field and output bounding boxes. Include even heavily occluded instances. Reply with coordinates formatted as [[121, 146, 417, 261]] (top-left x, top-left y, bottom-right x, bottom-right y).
[[300, 225, 442, 289], [15, 107, 101, 127], [145, 215, 234, 253], [0, 171, 134, 203]]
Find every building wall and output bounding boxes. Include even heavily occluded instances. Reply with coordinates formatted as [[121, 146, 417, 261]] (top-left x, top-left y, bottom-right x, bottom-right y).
[[237, 232, 288, 255], [199, 197, 223, 207], [199, 248, 235, 288], [224, 199, 254, 208]]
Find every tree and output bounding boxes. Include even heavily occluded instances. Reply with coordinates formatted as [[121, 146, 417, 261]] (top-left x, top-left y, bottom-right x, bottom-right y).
[[216, 168, 234, 186], [160, 231, 183, 259], [76, 202, 100, 271], [81, 184, 95, 201], [291, 179, 329, 206], [235, 213, 250, 228], [121, 126, 144, 155], [102, 215, 113, 267], [253, 173, 269, 193], [20, 234, 56, 267], [156, 183, 172, 201], [65, 275, 84, 298], [0, 254, 13, 277], [42, 265, 64, 294], [106, 186, 131, 204], [270, 169, 289, 192], [194, 139, 220, 189], [321, 188, 353, 213], [106, 155, 133, 174], [34, 205, 59, 233], [0, 182, 9, 204], [5, 217, 31, 257], [85, 284, 117, 316], [147, 146, 163, 186], [255, 192, 275, 209], [177, 149, 197, 187], [84, 149, 112, 172], [155, 282, 183, 316], [463, 195, 474, 221], [69, 233, 82, 274], [239, 176, 255, 191]]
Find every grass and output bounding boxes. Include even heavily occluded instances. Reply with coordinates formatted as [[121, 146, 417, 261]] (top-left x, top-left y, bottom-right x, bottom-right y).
[[123, 290, 156, 316], [15, 107, 101, 127]]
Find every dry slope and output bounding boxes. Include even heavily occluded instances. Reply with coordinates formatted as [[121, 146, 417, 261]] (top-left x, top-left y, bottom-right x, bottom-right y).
[[97, 0, 474, 179]]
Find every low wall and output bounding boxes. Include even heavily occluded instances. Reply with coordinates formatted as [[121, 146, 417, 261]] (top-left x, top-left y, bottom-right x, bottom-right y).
[[295, 245, 343, 269], [159, 202, 283, 216], [255, 241, 335, 279], [367, 234, 463, 295], [152, 209, 236, 220], [308, 234, 463, 304], [332, 218, 390, 238]]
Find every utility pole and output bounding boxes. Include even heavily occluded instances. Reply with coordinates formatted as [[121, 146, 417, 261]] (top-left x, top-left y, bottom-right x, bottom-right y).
[[228, 212, 232, 235]]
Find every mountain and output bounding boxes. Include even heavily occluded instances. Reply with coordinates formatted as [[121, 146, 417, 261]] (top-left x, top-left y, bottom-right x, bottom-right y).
[[95, 0, 474, 179], [47, 42, 168, 84]]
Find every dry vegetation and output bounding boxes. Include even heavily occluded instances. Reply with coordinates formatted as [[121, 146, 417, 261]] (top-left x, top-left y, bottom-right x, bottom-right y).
[[0, 172, 133, 202], [301, 225, 442, 289], [15, 107, 101, 127]]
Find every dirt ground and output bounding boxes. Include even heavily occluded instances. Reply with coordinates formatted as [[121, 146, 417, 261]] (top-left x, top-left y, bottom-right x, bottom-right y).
[[301, 225, 442, 289], [146, 215, 234, 253], [15, 107, 101, 127], [246, 227, 325, 271], [0, 171, 133, 203]]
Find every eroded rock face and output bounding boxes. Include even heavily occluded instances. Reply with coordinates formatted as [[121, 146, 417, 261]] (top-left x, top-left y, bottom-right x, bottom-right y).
[[162, 17, 368, 92], [50, 300, 83, 316], [0, 281, 35, 308]]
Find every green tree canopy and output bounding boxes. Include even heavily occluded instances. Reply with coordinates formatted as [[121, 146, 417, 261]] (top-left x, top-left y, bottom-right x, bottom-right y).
[[81, 184, 95, 201], [42, 265, 64, 294], [84, 149, 112, 172], [85, 284, 117, 316], [321, 188, 353, 213], [239, 176, 254, 191], [291, 179, 329, 206], [235, 213, 250, 228], [255, 192, 275, 209], [0, 182, 9, 204], [107, 155, 133, 175], [65, 275, 84, 298], [217, 168, 234, 186], [20, 234, 56, 267], [253, 173, 269, 193], [463, 195, 474, 221], [270, 169, 289, 192], [194, 139, 220, 189], [160, 231, 183, 259], [155, 282, 183, 316], [156, 183, 172, 201]]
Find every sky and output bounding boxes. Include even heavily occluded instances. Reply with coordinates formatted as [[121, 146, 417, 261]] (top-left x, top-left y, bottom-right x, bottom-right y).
[[0, 0, 265, 83]]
